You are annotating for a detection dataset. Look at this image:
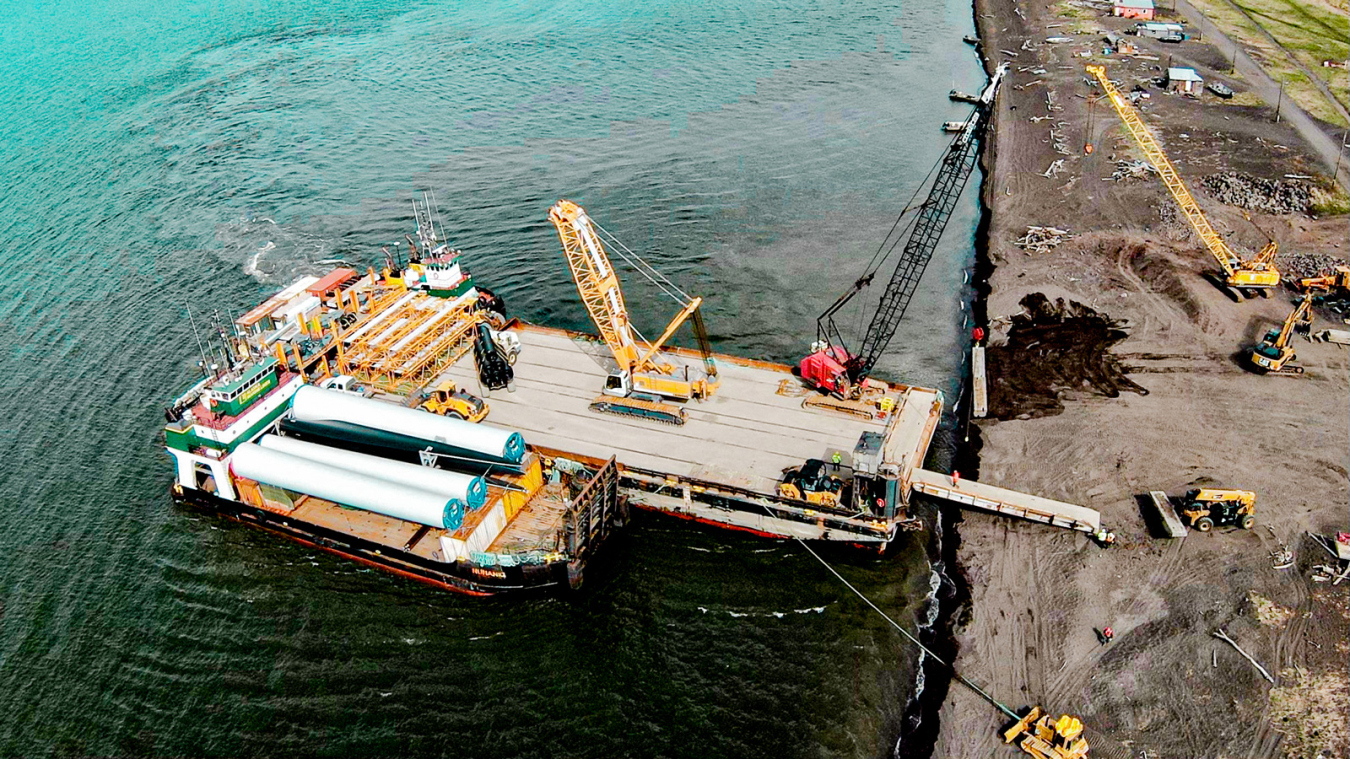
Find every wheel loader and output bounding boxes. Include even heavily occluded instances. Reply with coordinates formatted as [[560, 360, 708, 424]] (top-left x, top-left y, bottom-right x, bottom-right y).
[[419, 380, 488, 422], [1179, 488, 1256, 532]]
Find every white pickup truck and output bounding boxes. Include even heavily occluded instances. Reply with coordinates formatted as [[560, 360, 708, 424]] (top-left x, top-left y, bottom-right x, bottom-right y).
[[317, 375, 373, 397]]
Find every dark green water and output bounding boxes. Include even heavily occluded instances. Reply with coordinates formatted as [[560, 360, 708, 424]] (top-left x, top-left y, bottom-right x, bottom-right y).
[[0, 1, 985, 756]]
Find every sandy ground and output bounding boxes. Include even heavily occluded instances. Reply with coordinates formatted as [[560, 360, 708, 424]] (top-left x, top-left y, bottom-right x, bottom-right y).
[[931, 1, 1350, 757]]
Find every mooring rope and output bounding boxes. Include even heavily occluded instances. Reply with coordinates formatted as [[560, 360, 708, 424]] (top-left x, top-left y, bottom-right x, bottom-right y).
[[775, 519, 1019, 721]]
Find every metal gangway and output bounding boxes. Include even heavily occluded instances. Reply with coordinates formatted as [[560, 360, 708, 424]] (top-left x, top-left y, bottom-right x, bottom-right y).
[[911, 469, 1101, 534]]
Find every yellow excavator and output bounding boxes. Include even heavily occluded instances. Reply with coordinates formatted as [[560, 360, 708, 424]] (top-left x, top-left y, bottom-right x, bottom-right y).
[[1249, 292, 1315, 374], [1087, 66, 1281, 299], [548, 199, 719, 425], [1004, 707, 1090, 758]]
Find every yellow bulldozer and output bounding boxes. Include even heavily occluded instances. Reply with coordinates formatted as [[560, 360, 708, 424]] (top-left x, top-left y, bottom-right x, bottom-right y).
[[1179, 488, 1256, 532], [419, 380, 489, 423], [1003, 707, 1090, 759]]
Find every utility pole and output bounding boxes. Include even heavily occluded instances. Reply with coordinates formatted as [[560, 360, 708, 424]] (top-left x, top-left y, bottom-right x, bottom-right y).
[[1274, 77, 1284, 123], [1335, 126, 1349, 178]]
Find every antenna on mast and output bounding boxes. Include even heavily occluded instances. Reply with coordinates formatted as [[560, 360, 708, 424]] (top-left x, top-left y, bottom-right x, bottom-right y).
[[430, 188, 447, 246], [187, 305, 210, 379], [212, 310, 235, 373]]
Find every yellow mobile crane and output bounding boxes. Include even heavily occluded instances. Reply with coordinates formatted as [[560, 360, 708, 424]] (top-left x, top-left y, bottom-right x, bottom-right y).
[[548, 200, 719, 425], [1249, 291, 1315, 374], [1086, 66, 1280, 298]]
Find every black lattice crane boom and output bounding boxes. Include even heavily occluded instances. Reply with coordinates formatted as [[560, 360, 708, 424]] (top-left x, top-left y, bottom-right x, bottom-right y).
[[800, 63, 1009, 398]]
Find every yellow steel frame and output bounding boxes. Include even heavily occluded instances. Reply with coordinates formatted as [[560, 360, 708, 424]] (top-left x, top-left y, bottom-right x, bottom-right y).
[[336, 290, 481, 394], [1086, 66, 1280, 289]]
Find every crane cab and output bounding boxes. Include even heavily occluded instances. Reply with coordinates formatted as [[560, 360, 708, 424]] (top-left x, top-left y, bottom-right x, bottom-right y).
[[603, 372, 633, 398], [799, 345, 853, 397]]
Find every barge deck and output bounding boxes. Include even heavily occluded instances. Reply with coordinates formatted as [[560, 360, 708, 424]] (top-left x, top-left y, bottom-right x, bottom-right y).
[[439, 324, 946, 544]]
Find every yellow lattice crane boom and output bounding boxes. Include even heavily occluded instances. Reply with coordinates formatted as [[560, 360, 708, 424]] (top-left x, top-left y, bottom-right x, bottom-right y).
[[548, 200, 718, 406], [1086, 65, 1280, 295]]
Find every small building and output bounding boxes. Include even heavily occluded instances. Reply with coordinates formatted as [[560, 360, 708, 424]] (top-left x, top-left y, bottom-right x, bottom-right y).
[[1104, 32, 1140, 55], [1113, 0, 1155, 20], [1136, 22, 1185, 39], [1167, 67, 1204, 94]]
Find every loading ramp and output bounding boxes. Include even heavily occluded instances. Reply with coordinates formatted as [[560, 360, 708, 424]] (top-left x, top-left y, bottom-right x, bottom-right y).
[[971, 346, 988, 419], [912, 469, 1101, 533]]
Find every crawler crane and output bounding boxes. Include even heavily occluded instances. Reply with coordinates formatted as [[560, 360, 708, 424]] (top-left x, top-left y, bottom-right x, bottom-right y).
[[799, 63, 1010, 416], [1249, 291, 1315, 374], [549, 200, 718, 425], [1086, 65, 1281, 298]]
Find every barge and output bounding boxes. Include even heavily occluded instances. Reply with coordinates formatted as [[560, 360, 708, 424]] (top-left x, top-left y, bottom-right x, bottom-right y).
[[166, 178, 1099, 597]]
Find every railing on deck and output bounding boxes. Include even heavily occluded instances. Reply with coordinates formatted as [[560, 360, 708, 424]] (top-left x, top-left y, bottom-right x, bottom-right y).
[[563, 457, 621, 559], [191, 371, 297, 431]]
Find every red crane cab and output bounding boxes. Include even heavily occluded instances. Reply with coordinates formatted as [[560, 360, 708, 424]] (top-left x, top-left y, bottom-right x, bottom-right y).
[[799, 345, 853, 396]]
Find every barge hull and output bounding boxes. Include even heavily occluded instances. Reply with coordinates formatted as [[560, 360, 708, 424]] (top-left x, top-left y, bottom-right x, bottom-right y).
[[173, 486, 587, 597]]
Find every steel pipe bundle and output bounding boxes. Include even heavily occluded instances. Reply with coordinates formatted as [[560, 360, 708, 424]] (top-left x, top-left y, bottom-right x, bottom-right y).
[[257, 434, 487, 510], [231, 442, 465, 530], [289, 385, 525, 464]]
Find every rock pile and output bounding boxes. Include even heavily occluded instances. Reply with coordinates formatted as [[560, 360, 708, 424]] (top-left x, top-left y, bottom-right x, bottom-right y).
[[1280, 252, 1346, 280], [1202, 171, 1311, 215]]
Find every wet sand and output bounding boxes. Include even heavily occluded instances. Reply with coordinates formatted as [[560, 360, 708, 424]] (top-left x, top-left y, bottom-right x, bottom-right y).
[[932, 0, 1350, 755]]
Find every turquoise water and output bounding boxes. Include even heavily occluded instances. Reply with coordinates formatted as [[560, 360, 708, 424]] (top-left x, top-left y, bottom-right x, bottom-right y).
[[0, 0, 984, 756]]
